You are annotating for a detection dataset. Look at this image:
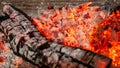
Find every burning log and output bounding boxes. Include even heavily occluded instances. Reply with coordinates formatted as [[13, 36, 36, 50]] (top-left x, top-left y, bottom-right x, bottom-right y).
[[0, 4, 112, 68]]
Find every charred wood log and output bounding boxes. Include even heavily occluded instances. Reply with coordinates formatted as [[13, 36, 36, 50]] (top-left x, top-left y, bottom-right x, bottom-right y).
[[0, 4, 112, 68]]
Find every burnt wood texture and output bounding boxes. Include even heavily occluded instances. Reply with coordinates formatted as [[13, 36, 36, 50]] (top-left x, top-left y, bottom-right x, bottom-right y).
[[0, 4, 112, 68]]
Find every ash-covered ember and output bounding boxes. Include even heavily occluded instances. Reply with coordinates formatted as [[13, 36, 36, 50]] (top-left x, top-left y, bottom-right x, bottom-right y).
[[0, 31, 22, 68], [0, 40, 9, 52], [32, 2, 109, 48], [0, 55, 5, 64], [13, 57, 23, 68], [0, 39, 9, 65], [32, 2, 120, 67]]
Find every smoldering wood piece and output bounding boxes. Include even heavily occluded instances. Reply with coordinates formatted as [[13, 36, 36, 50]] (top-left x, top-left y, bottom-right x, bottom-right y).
[[0, 16, 89, 68], [49, 43, 112, 68], [0, 4, 112, 68]]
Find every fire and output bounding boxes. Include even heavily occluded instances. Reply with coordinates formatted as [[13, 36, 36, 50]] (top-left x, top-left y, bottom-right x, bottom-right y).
[[0, 55, 5, 65], [0, 40, 9, 52], [13, 57, 23, 68], [32, 2, 120, 67], [0, 37, 9, 65], [89, 9, 120, 66]]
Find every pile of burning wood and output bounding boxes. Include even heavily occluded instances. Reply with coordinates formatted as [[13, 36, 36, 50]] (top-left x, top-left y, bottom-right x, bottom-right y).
[[0, 1, 120, 68]]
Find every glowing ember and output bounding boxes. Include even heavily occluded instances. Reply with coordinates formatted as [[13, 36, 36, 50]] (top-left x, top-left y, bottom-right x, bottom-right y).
[[0, 55, 5, 65], [13, 57, 23, 68], [89, 9, 120, 66], [32, 2, 109, 48], [32, 2, 120, 66], [0, 40, 9, 52]]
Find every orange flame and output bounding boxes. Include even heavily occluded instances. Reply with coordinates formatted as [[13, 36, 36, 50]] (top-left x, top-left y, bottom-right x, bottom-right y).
[[32, 2, 120, 67], [89, 9, 120, 66]]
